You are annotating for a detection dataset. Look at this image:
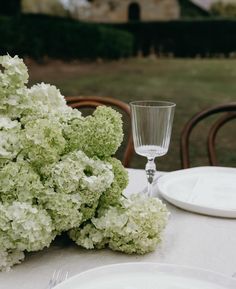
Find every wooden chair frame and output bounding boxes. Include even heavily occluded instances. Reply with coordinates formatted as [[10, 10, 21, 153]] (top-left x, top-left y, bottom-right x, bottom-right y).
[[65, 96, 134, 168], [180, 103, 236, 168]]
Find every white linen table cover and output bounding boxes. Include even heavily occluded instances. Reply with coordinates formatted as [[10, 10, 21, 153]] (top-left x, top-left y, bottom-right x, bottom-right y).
[[0, 169, 235, 289]]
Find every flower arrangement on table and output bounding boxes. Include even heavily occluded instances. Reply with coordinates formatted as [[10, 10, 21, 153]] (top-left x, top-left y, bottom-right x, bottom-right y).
[[0, 55, 169, 271]]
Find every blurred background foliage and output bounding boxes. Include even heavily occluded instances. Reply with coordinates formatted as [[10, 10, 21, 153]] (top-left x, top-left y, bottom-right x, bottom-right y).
[[0, 0, 235, 170], [1, 1, 236, 60], [0, 14, 134, 60]]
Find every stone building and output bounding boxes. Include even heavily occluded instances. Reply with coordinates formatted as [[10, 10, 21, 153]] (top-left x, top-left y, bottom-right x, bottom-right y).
[[21, 0, 181, 22], [21, 0, 67, 17], [77, 0, 180, 22]]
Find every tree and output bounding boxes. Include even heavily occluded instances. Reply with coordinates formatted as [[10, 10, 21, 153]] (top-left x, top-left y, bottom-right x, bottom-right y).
[[211, 1, 236, 17]]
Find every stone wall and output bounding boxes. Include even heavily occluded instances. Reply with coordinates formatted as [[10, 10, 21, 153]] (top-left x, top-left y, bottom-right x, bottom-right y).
[[21, 0, 67, 17], [21, 0, 180, 22]]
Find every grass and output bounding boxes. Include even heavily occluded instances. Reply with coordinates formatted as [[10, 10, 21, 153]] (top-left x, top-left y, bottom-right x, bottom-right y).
[[27, 57, 236, 171]]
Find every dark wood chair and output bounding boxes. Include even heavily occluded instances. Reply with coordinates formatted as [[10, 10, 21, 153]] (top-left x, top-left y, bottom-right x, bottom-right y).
[[180, 103, 236, 168], [65, 96, 134, 168]]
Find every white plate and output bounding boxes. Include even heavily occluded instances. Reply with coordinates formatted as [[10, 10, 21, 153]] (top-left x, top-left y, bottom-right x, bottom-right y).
[[55, 263, 236, 289], [157, 166, 236, 218]]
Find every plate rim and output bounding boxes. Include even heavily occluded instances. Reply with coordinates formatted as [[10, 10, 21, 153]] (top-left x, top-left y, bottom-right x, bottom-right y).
[[55, 262, 236, 289], [157, 166, 236, 218]]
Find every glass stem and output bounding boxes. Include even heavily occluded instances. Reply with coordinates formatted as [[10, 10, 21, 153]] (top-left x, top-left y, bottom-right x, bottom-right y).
[[145, 157, 156, 197]]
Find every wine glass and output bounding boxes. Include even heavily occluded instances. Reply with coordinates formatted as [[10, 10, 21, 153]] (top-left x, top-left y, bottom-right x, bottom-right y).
[[130, 101, 176, 197]]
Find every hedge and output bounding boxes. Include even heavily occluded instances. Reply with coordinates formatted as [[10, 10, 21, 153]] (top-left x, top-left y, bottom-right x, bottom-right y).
[[2, 15, 236, 59], [0, 0, 21, 16], [0, 14, 134, 60], [112, 19, 236, 57]]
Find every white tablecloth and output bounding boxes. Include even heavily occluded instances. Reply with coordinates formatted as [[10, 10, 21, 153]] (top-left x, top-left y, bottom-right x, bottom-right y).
[[0, 169, 236, 289]]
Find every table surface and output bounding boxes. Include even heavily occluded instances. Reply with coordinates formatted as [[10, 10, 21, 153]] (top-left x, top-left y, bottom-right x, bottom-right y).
[[0, 168, 236, 289]]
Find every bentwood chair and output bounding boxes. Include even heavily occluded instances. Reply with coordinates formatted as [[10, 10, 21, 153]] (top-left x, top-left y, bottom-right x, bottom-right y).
[[65, 96, 134, 168], [180, 103, 236, 168]]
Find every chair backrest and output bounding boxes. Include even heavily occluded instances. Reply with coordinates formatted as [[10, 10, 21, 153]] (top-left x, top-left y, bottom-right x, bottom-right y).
[[180, 103, 236, 168], [65, 96, 134, 168]]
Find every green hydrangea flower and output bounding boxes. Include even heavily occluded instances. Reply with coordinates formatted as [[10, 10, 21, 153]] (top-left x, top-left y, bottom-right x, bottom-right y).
[[38, 190, 83, 232], [99, 158, 129, 208], [21, 118, 66, 167], [65, 106, 123, 158], [0, 160, 45, 203]]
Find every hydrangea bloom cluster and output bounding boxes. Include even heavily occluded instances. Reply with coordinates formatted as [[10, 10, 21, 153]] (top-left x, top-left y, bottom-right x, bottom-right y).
[[0, 55, 169, 271]]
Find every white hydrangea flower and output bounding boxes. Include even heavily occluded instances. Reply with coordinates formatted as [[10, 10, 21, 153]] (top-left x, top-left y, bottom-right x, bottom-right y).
[[40, 151, 114, 231], [0, 249, 24, 272], [70, 194, 169, 254], [0, 118, 22, 166], [0, 117, 19, 130], [43, 150, 114, 196], [21, 83, 79, 123], [4, 202, 55, 252], [0, 55, 28, 88], [0, 201, 54, 269], [0, 55, 29, 118]]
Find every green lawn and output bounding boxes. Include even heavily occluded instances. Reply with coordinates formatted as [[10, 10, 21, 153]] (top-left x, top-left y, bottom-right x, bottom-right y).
[[28, 58, 236, 171]]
